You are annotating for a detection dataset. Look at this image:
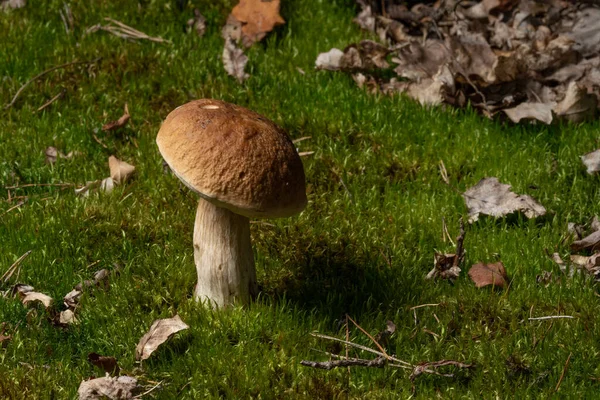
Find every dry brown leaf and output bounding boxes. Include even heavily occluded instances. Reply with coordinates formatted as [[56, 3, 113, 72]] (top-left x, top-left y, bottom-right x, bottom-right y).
[[581, 149, 600, 175], [354, 2, 375, 32], [315, 48, 344, 71], [0, 0, 25, 9], [64, 289, 82, 309], [503, 102, 555, 124], [571, 230, 600, 252], [393, 40, 450, 81], [135, 315, 189, 361], [463, 177, 546, 223], [427, 253, 461, 280], [88, 352, 120, 375], [59, 309, 78, 325], [78, 375, 140, 400], [21, 291, 53, 309], [231, 0, 284, 47], [0, 333, 10, 347], [108, 156, 135, 184], [100, 177, 114, 194], [102, 104, 130, 132], [468, 261, 507, 288], [223, 38, 249, 82], [554, 81, 597, 123]]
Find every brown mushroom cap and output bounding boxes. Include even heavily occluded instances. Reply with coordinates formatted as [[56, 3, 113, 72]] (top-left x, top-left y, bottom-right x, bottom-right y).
[[156, 99, 307, 218]]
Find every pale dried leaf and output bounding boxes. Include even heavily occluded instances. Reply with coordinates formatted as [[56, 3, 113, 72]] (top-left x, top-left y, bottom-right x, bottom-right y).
[[102, 104, 130, 132], [135, 315, 189, 361], [315, 48, 344, 71], [566, 8, 600, 57], [591, 216, 600, 232], [108, 156, 135, 184], [468, 261, 507, 288], [354, 4, 375, 31], [59, 309, 78, 325], [553, 81, 597, 123], [100, 177, 114, 194], [571, 230, 600, 252], [463, 177, 546, 223], [570, 254, 590, 266], [75, 180, 101, 197], [582, 149, 600, 175], [78, 375, 139, 400], [45, 146, 58, 164], [1, 0, 25, 9], [503, 102, 555, 124], [231, 0, 284, 47], [223, 38, 249, 82], [21, 291, 53, 308], [0, 334, 10, 346], [64, 289, 82, 309], [187, 9, 206, 37]]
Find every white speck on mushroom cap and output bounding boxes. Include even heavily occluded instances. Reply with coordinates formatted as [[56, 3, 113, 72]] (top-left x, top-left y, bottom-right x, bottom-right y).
[[202, 105, 220, 109]]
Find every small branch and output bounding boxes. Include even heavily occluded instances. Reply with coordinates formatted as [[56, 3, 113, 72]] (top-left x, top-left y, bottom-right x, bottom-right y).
[[301, 356, 386, 370], [1, 250, 32, 284], [87, 18, 170, 44], [6, 58, 100, 109], [4, 183, 76, 190], [555, 353, 572, 392], [528, 316, 574, 321], [133, 380, 164, 399], [36, 89, 66, 112], [298, 151, 315, 157], [0, 200, 25, 218], [292, 136, 312, 144], [410, 303, 440, 310], [452, 218, 466, 269], [346, 315, 389, 359]]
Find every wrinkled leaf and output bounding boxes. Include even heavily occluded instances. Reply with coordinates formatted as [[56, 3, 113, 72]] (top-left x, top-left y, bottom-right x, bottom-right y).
[[64, 289, 82, 309], [0, 333, 10, 347], [503, 102, 555, 124], [581, 149, 600, 175], [223, 38, 249, 82], [88, 352, 120, 375], [463, 177, 546, 223], [468, 261, 508, 288], [315, 48, 344, 71], [571, 230, 600, 252], [108, 156, 135, 184], [78, 375, 140, 400], [102, 104, 130, 132], [554, 81, 597, 123], [231, 0, 284, 47], [45, 146, 75, 164], [21, 291, 53, 309], [135, 315, 189, 361], [58, 309, 78, 325]]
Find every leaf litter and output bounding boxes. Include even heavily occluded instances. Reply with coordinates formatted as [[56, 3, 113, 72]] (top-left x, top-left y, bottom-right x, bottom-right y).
[[78, 375, 140, 400], [468, 261, 508, 288], [135, 315, 189, 361], [75, 156, 135, 197], [317, 0, 600, 124]]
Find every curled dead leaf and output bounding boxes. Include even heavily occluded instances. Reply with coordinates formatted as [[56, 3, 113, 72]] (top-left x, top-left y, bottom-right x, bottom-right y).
[[223, 38, 249, 83], [88, 352, 120, 375], [58, 309, 78, 325], [102, 104, 130, 132], [571, 230, 600, 252], [21, 291, 53, 309], [468, 261, 508, 288], [108, 156, 135, 184], [135, 315, 189, 361], [582, 149, 600, 175], [231, 0, 284, 47], [463, 177, 546, 223], [315, 48, 344, 71]]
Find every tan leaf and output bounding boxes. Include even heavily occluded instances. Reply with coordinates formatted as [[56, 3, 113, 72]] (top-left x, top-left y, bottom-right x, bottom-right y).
[[21, 291, 53, 309], [468, 262, 507, 288], [354, 3, 375, 31], [100, 177, 114, 194], [315, 48, 344, 71], [571, 230, 600, 252], [58, 309, 78, 325], [582, 149, 600, 175], [0, 334, 10, 347], [223, 38, 249, 82], [231, 0, 285, 47], [0, 0, 26, 10], [463, 177, 546, 223], [45, 146, 59, 164], [102, 104, 130, 132], [554, 81, 597, 123], [503, 102, 555, 124], [77, 375, 140, 400], [135, 315, 189, 361], [88, 352, 120, 375], [63, 289, 82, 309], [108, 156, 135, 184]]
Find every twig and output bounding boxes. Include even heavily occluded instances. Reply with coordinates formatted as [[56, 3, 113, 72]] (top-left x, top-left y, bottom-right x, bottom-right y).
[[133, 380, 164, 399], [1, 250, 32, 284], [346, 315, 389, 358], [298, 151, 315, 157], [442, 217, 455, 246], [309, 332, 412, 367], [410, 303, 440, 310], [5, 59, 100, 109], [4, 183, 76, 190], [410, 360, 473, 381], [0, 200, 25, 218], [36, 89, 66, 112], [528, 316, 574, 321], [292, 136, 312, 144], [301, 356, 386, 370], [439, 160, 450, 185], [423, 328, 440, 339], [555, 353, 572, 392], [92, 132, 109, 149], [87, 18, 170, 44], [452, 219, 466, 269]]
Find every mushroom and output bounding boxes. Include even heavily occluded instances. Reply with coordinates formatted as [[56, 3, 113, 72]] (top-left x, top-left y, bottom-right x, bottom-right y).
[[156, 99, 307, 307]]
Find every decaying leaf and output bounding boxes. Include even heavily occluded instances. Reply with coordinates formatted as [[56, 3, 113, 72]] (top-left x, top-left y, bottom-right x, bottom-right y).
[[45, 146, 76, 164], [223, 38, 249, 82], [231, 0, 284, 47], [581, 149, 600, 175], [315, 48, 344, 71], [58, 309, 78, 325], [21, 291, 53, 309], [64, 289, 82, 309], [0, 333, 10, 347], [503, 102, 555, 124], [468, 261, 508, 288], [427, 219, 466, 280], [88, 352, 120, 375], [108, 156, 135, 184], [77, 375, 140, 400], [102, 104, 130, 132], [374, 320, 396, 348], [571, 230, 600, 252], [410, 360, 473, 381], [554, 81, 597, 123], [187, 9, 206, 37], [135, 315, 189, 361], [463, 177, 546, 223]]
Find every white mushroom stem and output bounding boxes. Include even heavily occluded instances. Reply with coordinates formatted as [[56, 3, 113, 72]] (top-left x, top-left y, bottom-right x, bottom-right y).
[[193, 198, 258, 307]]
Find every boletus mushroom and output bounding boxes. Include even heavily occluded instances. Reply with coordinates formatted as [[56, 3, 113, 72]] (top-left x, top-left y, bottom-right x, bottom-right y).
[[156, 99, 307, 307]]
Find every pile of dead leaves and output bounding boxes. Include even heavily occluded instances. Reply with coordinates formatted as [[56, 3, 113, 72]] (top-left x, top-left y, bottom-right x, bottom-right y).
[[317, 0, 600, 124]]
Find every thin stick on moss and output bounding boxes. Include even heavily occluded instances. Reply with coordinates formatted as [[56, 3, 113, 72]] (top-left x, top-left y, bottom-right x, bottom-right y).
[[1, 250, 32, 284]]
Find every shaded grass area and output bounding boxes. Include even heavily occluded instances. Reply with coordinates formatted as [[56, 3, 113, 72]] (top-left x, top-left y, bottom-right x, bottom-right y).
[[2, 0, 600, 398]]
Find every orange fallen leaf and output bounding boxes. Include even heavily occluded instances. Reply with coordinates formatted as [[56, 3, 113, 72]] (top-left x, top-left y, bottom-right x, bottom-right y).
[[231, 0, 285, 47], [468, 261, 507, 288]]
